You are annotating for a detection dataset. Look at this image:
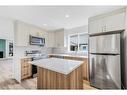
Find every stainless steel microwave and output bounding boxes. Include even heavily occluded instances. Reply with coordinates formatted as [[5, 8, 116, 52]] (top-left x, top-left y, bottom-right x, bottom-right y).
[[29, 35, 45, 46]]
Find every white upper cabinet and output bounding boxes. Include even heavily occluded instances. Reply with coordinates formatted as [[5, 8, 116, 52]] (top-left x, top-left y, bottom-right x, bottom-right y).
[[47, 29, 65, 47], [0, 18, 14, 40], [54, 29, 65, 47], [105, 12, 125, 32], [47, 32, 55, 47], [29, 26, 44, 37], [15, 21, 48, 46], [89, 8, 125, 34], [89, 18, 105, 34]]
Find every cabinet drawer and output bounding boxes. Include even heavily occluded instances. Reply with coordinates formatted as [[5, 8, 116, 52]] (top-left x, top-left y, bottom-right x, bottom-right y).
[[21, 68, 28, 74], [22, 64, 29, 68], [21, 58, 32, 80]]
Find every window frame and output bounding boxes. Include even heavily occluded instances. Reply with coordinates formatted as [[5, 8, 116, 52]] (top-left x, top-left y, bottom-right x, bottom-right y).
[[68, 32, 88, 53]]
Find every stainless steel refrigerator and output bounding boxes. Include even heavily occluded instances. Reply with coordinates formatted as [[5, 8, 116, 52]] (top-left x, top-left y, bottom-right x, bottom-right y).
[[89, 33, 121, 89]]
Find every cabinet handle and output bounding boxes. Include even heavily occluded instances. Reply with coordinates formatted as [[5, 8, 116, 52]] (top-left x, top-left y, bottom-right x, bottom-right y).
[[23, 65, 28, 68], [104, 25, 106, 32], [102, 26, 106, 32]]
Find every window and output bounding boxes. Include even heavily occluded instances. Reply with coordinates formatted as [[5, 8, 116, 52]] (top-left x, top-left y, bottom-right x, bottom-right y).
[[70, 35, 78, 51], [68, 33, 88, 52]]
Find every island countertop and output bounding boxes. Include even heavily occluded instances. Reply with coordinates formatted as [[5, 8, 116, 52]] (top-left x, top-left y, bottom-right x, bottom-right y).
[[30, 58, 83, 75]]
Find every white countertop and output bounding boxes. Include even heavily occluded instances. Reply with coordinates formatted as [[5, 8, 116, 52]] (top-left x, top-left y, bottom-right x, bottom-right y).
[[21, 53, 88, 59], [48, 54, 88, 58], [30, 58, 83, 75]]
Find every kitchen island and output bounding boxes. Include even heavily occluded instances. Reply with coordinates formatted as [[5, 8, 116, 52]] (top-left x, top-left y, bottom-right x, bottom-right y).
[[30, 58, 83, 89]]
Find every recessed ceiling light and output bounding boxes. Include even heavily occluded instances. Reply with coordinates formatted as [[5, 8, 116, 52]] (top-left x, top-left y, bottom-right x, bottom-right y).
[[65, 14, 70, 18], [43, 24, 47, 26]]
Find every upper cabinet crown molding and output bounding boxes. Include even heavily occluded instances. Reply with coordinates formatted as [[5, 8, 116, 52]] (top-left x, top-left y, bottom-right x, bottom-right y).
[[89, 7, 126, 22]]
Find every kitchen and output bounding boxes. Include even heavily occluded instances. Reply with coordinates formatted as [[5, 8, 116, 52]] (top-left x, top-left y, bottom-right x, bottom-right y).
[[0, 6, 126, 90]]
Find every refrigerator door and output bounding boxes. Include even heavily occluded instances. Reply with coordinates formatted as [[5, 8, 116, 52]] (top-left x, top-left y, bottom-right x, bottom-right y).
[[89, 54, 121, 89], [89, 34, 120, 54]]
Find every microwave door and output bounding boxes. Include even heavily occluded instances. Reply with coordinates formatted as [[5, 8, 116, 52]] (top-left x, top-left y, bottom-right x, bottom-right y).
[[89, 34, 120, 54], [30, 35, 45, 46]]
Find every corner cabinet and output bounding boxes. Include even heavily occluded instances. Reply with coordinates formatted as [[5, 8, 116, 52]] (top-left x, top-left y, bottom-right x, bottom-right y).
[[88, 8, 125, 34], [47, 29, 65, 47]]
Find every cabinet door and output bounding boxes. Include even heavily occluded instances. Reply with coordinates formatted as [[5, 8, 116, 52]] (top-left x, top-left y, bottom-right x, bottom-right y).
[[105, 12, 125, 32], [83, 58, 89, 80], [55, 31, 64, 47], [29, 26, 39, 36], [21, 58, 31, 80], [47, 32, 55, 47], [89, 18, 104, 34], [15, 22, 29, 46]]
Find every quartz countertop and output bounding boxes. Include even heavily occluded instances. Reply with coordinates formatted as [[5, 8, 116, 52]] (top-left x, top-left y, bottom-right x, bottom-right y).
[[48, 53, 88, 58], [30, 58, 83, 75], [21, 53, 88, 59], [20, 56, 32, 59]]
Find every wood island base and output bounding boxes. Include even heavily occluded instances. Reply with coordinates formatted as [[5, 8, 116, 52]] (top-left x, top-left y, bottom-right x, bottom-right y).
[[37, 65, 83, 89]]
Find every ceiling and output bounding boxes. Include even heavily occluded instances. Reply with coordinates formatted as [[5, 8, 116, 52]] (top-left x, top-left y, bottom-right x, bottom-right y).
[[0, 6, 124, 31]]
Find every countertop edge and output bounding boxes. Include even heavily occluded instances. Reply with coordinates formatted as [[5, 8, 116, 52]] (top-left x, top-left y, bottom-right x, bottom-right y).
[[33, 62, 83, 75]]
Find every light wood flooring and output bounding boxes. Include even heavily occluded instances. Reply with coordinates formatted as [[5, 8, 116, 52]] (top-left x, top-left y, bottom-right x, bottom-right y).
[[0, 59, 96, 90]]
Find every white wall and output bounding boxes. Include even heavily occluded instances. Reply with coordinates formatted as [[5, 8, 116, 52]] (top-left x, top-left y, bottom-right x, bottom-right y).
[[0, 17, 14, 41], [65, 25, 88, 48]]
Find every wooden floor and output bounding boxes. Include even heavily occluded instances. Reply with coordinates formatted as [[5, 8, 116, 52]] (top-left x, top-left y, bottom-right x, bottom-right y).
[[0, 59, 96, 90]]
